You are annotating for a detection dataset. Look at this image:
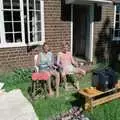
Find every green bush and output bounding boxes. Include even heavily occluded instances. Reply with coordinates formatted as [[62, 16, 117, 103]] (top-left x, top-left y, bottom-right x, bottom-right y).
[[13, 68, 32, 82], [0, 68, 32, 86]]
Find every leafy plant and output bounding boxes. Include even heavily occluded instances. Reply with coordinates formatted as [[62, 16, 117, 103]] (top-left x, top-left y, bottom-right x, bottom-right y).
[[13, 68, 32, 83]]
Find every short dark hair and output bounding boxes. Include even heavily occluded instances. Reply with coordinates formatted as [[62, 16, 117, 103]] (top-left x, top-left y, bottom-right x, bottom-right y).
[[42, 42, 50, 51], [43, 42, 48, 47], [42, 42, 48, 49]]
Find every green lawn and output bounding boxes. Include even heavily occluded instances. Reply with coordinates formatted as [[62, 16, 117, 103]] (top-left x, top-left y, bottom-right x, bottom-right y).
[[0, 65, 120, 120]]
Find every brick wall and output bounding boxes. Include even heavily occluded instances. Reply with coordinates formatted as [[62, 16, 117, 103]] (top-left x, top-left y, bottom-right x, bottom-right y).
[[0, 1, 117, 72], [44, 0, 71, 52], [93, 4, 120, 72], [0, 46, 41, 72], [0, 0, 71, 72], [93, 4, 114, 62]]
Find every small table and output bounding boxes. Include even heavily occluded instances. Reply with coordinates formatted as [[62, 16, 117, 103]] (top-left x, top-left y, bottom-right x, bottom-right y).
[[78, 86, 120, 110]]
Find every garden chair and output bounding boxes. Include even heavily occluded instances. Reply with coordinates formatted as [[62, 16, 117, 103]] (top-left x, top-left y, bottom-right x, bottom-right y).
[[31, 54, 51, 98]]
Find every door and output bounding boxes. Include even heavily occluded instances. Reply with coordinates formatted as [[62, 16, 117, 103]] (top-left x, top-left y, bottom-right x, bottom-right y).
[[73, 5, 89, 58]]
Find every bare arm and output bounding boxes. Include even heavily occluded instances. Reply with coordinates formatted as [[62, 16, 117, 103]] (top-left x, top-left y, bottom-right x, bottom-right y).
[[36, 54, 40, 66], [33, 54, 40, 72], [70, 53, 78, 67], [57, 53, 62, 68]]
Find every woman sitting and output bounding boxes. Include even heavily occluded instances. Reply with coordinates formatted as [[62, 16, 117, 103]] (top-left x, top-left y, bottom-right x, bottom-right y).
[[37, 42, 60, 97], [57, 42, 86, 89]]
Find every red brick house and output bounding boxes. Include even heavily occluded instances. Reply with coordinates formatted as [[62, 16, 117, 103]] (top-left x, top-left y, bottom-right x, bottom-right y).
[[0, 0, 119, 72]]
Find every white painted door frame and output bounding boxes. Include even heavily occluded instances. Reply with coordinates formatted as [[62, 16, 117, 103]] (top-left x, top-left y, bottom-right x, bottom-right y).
[[70, 4, 94, 62]]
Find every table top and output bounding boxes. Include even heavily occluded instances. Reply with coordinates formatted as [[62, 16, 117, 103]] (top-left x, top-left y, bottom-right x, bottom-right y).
[[78, 81, 120, 98], [78, 86, 120, 98], [78, 88, 103, 98]]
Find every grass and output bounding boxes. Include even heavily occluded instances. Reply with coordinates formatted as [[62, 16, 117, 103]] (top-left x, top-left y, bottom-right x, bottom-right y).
[[0, 64, 120, 120]]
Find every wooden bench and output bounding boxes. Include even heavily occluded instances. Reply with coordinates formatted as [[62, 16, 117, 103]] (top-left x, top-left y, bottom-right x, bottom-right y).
[[78, 83, 120, 110]]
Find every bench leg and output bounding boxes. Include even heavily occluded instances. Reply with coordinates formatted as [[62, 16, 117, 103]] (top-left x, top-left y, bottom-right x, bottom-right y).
[[85, 97, 93, 111]]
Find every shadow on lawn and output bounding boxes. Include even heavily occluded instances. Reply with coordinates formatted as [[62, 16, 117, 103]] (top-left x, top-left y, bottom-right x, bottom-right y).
[[70, 92, 86, 110]]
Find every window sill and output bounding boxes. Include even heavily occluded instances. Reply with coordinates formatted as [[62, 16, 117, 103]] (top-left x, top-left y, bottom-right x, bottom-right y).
[[0, 41, 44, 48]]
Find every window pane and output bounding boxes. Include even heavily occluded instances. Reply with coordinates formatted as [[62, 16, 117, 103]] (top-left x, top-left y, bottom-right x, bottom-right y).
[[29, 11, 34, 21], [29, 0, 34, 9], [15, 33, 22, 42], [116, 14, 119, 22], [3, 0, 11, 9], [13, 11, 20, 21], [5, 33, 13, 43], [115, 30, 118, 37], [12, 0, 20, 9], [31, 21, 36, 32], [37, 22, 41, 31], [26, 0, 42, 43], [31, 32, 41, 41], [37, 32, 41, 41], [4, 11, 12, 21], [36, 11, 41, 20], [36, 0, 40, 10], [30, 32, 33, 42], [115, 22, 119, 29], [14, 22, 21, 32], [5, 22, 13, 32], [29, 22, 32, 31], [115, 30, 120, 37], [118, 31, 120, 37], [116, 4, 120, 13]]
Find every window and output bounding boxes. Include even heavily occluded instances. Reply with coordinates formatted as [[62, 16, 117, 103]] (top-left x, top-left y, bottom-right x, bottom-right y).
[[3, 0, 22, 43], [0, 0, 44, 47], [113, 4, 120, 41]]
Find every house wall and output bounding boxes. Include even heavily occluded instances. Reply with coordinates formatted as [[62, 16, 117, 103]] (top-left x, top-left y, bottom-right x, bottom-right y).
[[0, 0, 71, 72], [0, 1, 118, 72], [94, 4, 114, 62], [94, 4, 120, 72]]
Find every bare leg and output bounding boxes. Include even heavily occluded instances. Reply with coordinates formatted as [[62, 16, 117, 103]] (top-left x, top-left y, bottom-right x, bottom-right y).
[[51, 70, 60, 97], [47, 78, 54, 96], [73, 68, 86, 90], [61, 72, 68, 90], [55, 72, 60, 97]]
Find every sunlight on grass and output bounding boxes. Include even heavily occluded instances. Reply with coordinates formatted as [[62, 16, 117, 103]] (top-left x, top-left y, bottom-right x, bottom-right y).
[[1, 65, 120, 120]]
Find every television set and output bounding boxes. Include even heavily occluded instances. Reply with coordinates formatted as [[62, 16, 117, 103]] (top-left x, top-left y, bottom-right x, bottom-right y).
[[92, 68, 117, 91]]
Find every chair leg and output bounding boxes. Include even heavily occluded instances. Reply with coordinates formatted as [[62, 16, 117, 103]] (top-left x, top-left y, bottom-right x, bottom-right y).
[[31, 80, 49, 99], [44, 81, 48, 97], [32, 81, 36, 98]]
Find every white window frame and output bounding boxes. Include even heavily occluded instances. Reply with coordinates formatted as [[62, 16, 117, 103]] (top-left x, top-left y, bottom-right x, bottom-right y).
[[0, 0, 45, 48], [113, 4, 120, 41]]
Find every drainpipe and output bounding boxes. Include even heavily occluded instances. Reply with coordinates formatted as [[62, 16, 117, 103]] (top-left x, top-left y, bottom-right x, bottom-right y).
[[89, 4, 94, 62]]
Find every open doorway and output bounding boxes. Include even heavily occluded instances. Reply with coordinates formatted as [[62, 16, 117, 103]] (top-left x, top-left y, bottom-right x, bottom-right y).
[[73, 5, 90, 60]]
